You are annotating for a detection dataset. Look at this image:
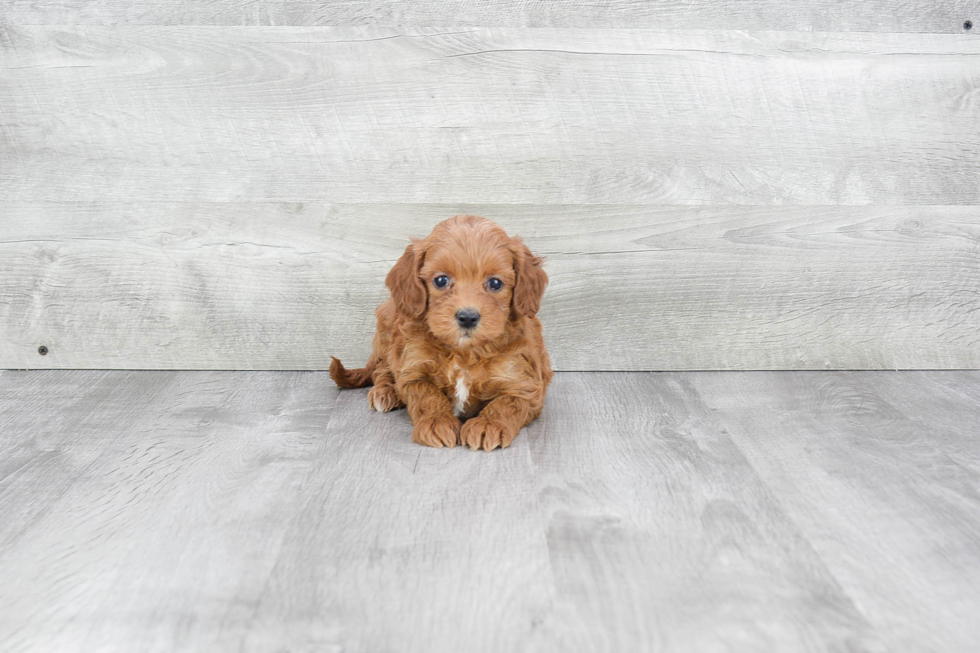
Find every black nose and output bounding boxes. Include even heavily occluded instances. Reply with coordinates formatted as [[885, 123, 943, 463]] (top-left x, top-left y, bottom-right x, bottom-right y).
[[456, 308, 480, 329]]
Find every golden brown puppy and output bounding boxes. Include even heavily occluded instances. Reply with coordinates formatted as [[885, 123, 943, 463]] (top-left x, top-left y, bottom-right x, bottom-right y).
[[330, 215, 552, 451]]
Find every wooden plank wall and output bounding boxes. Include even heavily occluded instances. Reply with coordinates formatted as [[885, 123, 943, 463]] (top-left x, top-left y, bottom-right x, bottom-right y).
[[1, 5, 978, 370]]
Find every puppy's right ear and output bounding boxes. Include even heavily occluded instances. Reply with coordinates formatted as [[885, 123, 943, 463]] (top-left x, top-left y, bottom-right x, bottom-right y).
[[385, 241, 427, 318]]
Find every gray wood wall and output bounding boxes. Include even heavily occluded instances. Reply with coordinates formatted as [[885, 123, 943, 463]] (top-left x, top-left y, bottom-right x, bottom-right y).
[[2, 4, 978, 371]]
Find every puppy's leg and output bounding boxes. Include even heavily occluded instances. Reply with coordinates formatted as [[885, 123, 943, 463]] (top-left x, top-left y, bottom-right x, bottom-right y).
[[368, 367, 404, 412], [461, 395, 538, 452], [401, 381, 461, 448]]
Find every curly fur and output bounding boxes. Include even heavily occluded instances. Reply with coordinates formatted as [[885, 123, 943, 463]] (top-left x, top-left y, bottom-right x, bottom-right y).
[[330, 215, 552, 451]]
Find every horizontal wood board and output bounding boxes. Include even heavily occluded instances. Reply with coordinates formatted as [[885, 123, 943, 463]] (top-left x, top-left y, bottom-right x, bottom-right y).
[[3, 27, 980, 204], [2, 25, 979, 370], [2, 0, 978, 32], [2, 203, 977, 370]]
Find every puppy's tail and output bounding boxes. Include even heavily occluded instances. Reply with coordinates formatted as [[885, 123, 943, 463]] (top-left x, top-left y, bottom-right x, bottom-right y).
[[329, 356, 377, 388]]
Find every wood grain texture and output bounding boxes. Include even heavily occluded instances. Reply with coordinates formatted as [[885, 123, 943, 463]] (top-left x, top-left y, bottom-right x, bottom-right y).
[[2, 203, 977, 371], [690, 371, 980, 653], [3, 0, 979, 32], [0, 369, 335, 652], [243, 387, 553, 653], [4, 370, 980, 651], [527, 372, 885, 652], [3, 27, 980, 205]]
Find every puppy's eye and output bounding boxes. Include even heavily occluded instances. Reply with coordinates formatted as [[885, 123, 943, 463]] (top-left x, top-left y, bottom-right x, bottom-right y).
[[486, 277, 504, 292], [433, 275, 450, 289]]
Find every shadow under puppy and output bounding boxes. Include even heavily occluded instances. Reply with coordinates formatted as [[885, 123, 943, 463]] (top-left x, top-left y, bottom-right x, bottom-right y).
[[330, 215, 552, 451]]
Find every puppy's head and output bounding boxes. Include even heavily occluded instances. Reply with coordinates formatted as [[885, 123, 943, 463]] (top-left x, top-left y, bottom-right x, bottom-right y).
[[386, 215, 547, 348]]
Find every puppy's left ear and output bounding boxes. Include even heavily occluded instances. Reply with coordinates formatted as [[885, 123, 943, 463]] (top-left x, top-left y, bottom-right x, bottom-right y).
[[511, 237, 548, 317]]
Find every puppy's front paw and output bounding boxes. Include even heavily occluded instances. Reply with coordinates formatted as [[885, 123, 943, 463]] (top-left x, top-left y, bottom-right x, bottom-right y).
[[460, 416, 519, 452], [412, 415, 461, 448], [369, 385, 403, 412]]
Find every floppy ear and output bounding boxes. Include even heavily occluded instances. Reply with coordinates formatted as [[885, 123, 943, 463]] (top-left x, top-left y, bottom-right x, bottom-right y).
[[386, 242, 427, 318], [511, 238, 548, 317]]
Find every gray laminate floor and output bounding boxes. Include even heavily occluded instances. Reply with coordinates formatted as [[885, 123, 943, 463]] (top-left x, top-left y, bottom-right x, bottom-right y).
[[1, 370, 979, 652]]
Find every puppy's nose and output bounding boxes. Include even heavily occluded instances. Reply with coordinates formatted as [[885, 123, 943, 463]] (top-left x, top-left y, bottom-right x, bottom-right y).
[[456, 308, 481, 330]]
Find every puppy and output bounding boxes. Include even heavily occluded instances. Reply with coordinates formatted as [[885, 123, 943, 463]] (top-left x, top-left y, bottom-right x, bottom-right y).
[[330, 215, 552, 451]]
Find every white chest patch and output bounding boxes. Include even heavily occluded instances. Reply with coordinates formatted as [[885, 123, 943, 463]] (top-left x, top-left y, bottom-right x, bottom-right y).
[[453, 369, 470, 418]]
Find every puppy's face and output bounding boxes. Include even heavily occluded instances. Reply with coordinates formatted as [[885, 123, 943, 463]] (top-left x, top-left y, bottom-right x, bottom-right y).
[[385, 215, 547, 349], [420, 233, 515, 348]]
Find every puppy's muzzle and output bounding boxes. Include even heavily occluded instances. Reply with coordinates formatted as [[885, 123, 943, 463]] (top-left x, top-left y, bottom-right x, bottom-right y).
[[455, 308, 481, 330]]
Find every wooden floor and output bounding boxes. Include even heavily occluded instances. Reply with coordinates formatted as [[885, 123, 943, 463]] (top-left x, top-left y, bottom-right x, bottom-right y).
[[1, 371, 979, 652]]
